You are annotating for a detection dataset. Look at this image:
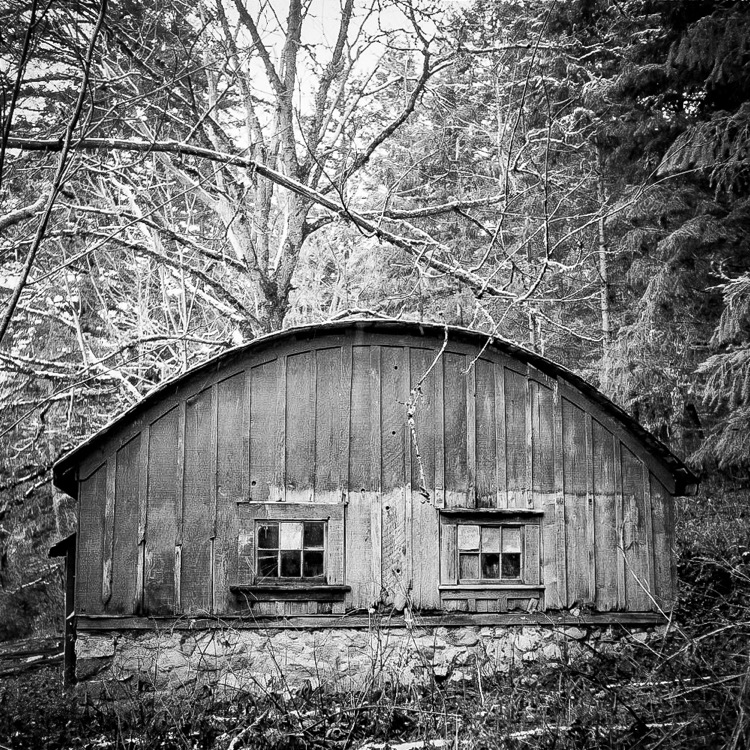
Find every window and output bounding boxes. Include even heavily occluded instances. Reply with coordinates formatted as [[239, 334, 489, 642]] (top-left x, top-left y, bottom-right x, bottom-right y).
[[457, 524, 522, 582], [256, 520, 326, 581], [439, 513, 543, 612], [233, 503, 347, 603]]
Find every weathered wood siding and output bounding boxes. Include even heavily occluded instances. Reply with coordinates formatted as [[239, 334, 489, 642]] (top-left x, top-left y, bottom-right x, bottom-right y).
[[72, 329, 678, 617]]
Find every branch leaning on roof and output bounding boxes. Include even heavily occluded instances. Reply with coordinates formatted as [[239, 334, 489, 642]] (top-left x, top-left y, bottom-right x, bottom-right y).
[[7, 136, 517, 301]]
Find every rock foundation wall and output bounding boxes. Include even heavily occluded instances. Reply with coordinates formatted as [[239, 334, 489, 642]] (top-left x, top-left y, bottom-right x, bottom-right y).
[[75, 623, 666, 696]]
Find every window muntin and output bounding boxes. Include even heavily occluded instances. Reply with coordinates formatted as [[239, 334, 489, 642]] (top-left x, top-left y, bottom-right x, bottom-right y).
[[255, 520, 326, 581], [457, 524, 523, 582]]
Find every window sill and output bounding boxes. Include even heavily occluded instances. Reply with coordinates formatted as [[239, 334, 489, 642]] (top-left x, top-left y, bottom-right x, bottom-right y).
[[229, 584, 350, 601], [439, 584, 544, 591]]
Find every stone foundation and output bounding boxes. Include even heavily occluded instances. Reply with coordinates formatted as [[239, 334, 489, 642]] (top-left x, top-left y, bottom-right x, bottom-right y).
[[74, 621, 667, 696]]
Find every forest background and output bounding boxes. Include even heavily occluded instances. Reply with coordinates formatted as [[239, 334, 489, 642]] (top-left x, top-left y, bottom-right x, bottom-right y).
[[0, 0, 749, 639]]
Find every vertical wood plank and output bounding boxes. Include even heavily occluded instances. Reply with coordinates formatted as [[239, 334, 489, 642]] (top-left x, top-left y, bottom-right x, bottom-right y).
[[642, 462, 656, 603], [215, 373, 245, 613], [585, 413, 596, 605], [76, 465, 107, 615], [347, 346, 375, 609], [381, 346, 407, 607], [174, 402, 185, 611], [614, 438, 626, 609], [250, 360, 280, 502], [272, 356, 287, 502], [444, 352, 468, 507], [466, 358, 477, 506], [434, 350, 445, 508], [181, 388, 213, 614], [531, 382, 555, 507], [403, 349, 413, 602], [549, 380, 566, 607], [107, 436, 141, 614], [409, 347, 440, 609], [286, 351, 315, 502], [145, 411, 178, 615], [621, 446, 650, 610], [524, 524, 541, 585], [371, 347, 382, 604], [494, 365, 507, 508], [592, 419, 618, 610], [137, 426, 149, 614], [563, 398, 589, 605], [504, 368, 527, 508], [475, 359, 496, 508], [650, 475, 676, 611], [101, 457, 116, 607], [315, 347, 344, 498], [525, 374, 533, 508], [340, 345, 353, 500]]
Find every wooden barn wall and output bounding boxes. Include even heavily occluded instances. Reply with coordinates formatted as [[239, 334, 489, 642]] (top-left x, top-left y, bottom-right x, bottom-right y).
[[74, 334, 677, 617]]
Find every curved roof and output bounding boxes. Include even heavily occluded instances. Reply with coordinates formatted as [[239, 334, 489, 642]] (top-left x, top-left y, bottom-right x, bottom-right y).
[[53, 318, 698, 496]]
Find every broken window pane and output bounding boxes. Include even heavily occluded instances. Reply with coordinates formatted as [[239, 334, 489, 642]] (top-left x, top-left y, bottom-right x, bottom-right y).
[[481, 552, 500, 579], [304, 522, 325, 548], [257, 551, 278, 578], [501, 552, 521, 578], [280, 550, 302, 577], [303, 550, 325, 578], [257, 523, 279, 548]]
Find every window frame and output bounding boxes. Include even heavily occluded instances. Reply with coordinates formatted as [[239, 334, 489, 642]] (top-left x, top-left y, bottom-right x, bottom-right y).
[[233, 503, 346, 597], [439, 510, 542, 589], [254, 519, 327, 582]]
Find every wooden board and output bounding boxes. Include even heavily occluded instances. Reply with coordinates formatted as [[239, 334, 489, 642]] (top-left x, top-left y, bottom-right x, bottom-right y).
[[215, 373, 245, 612], [181, 388, 214, 614], [76, 464, 107, 615], [563, 397, 589, 605], [531, 382, 555, 505], [346, 346, 378, 608], [145, 408, 180, 614], [108, 436, 141, 614], [250, 360, 280, 502], [592, 419, 618, 610], [474, 358, 496, 508], [443, 352, 468, 506], [409, 348, 440, 609], [286, 351, 316, 502], [380, 346, 407, 607], [621, 445, 651, 610], [650, 474, 676, 611], [315, 347, 346, 497], [504, 368, 527, 508]]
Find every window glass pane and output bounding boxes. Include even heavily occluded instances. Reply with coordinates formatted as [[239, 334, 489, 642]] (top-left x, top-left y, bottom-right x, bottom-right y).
[[481, 553, 500, 579], [457, 524, 480, 551], [280, 550, 302, 577], [304, 522, 325, 548], [280, 522, 304, 550], [502, 527, 521, 553], [481, 527, 501, 553], [501, 552, 521, 578], [459, 553, 480, 579], [303, 550, 325, 578], [257, 523, 279, 549], [257, 551, 278, 578]]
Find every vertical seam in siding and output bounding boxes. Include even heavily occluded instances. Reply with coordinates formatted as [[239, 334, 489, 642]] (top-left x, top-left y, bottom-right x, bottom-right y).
[[495, 365, 507, 509], [525, 373, 533, 508], [585, 413, 596, 605], [137, 425, 150, 614], [466, 356, 477, 506], [642, 463, 655, 608], [614, 437, 626, 609], [102, 457, 116, 607], [434, 350, 445, 508], [553, 381, 567, 608], [274, 355, 287, 502]]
